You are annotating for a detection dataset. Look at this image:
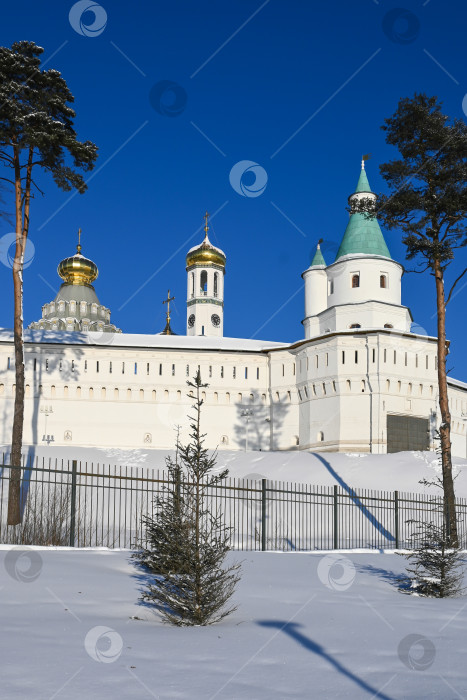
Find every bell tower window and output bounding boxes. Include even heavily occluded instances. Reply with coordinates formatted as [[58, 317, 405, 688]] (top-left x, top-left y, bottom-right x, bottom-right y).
[[214, 272, 218, 298], [380, 274, 387, 288], [191, 272, 195, 297], [351, 274, 360, 288], [200, 270, 208, 295]]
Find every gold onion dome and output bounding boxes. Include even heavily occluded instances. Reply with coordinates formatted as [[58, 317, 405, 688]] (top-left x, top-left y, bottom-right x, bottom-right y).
[[57, 230, 98, 286], [186, 212, 226, 268]]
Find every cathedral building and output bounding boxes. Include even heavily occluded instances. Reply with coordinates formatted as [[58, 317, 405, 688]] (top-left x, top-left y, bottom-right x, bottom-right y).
[[0, 163, 466, 456]]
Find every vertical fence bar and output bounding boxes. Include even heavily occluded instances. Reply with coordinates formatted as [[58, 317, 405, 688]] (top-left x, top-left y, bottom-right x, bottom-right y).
[[394, 490, 399, 549], [69, 460, 77, 547], [333, 485, 338, 549], [261, 478, 267, 551]]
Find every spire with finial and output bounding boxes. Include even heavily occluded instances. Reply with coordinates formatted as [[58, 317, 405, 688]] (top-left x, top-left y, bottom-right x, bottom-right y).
[[161, 289, 177, 335], [77, 228, 82, 255], [310, 238, 326, 267], [204, 211, 210, 239]]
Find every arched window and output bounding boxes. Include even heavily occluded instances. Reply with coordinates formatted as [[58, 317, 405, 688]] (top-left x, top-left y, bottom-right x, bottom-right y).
[[214, 272, 218, 298], [380, 275, 387, 288], [102, 387, 106, 399], [349, 323, 361, 329], [139, 389, 144, 400], [89, 387, 94, 399], [114, 388, 119, 399], [317, 431, 324, 442], [200, 270, 208, 295], [191, 272, 194, 297], [352, 274, 360, 288], [384, 323, 393, 329]]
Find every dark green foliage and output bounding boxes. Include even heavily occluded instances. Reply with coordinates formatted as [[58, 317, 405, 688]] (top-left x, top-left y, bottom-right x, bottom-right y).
[[0, 41, 97, 192], [133, 373, 241, 626], [400, 517, 465, 598]]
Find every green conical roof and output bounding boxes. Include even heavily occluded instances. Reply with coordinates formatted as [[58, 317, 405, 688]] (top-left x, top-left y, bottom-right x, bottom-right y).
[[335, 166, 391, 261], [355, 167, 372, 193], [310, 244, 326, 267]]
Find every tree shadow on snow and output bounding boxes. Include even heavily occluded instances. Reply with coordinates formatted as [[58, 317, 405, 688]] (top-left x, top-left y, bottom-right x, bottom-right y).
[[311, 453, 395, 544], [354, 563, 411, 592], [257, 621, 396, 700]]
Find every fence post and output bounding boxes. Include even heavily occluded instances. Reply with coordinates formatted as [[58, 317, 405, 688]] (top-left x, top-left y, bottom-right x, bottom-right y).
[[69, 460, 77, 548], [261, 479, 267, 551], [394, 491, 399, 549], [333, 485, 338, 549]]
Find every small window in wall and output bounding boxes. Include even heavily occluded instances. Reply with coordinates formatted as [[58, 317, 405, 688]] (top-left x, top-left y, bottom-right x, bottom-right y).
[[329, 280, 334, 295], [349, 324, 361, 329], [282, 364, 285, 376], [352, 274, 360, 288], [386, 379, 391, 391], [326, 353, 329, 366], [127, 388, 132, 400], [115, 388, 119, 399], [122, 362, 125, 374], [435, 356, 438, 370], [134, 362, 137, 375], [71, 360, 75, 372], [221, 366, 224, 378], [384, 349, 387, 363], [257, 367, 260, 380], [304, 386, 308, 398], [405, 352, 408, 367], [209, 365, 212, 378], [233, 367, 236, 379], [45, 359, 49, 371], [415, 354, 418, 368], [7, 357, 10, 370], [384, 324, 393, 329], [238, 393, 243, 403], [394, 350, 397, 364], [172, 364, 175, 376], [191, 272, 195, 297], [380, 275, 387, 288], [372, 349, 376, 363], [408, 383, 412, 395], [361, 380, 365, 392], [152, 389, 156, 400], [89, 387, 94, 399], [346, 380, 351, 391], [322, 382, 326, 395], [287, 390, 291, 401], [419, 384, 423, 395], [318, 431, 324, 442], [342, 351, 345, 364], [226, 392, 230, 404], [332, 380, 336, 393], [315, 355, 318, 368], [140, 389, 144, 400], [159, 363, 162, 376], [109, 362, 112, 374], [298, 389, 302, 401], [34, 358, 37, 372], [147, 362, 150, 375], [186, 364, 190, 377], [355, 351, 358, 364], [96, 361, 99, 373], [426, 355, 429, 370], [102, 387, 107, 399], [293, 363, 296, 376], [245, 367, 248, 379], [214, 272, 218, 298]]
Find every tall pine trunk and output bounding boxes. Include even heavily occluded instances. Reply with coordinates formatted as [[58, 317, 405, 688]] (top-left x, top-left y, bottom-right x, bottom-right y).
[[434, 256, 458, 547], [7, 144, 31, 525]]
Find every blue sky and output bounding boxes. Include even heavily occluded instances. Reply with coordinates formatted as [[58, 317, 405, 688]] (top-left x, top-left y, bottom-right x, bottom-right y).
[[0, 1, 466, 377]]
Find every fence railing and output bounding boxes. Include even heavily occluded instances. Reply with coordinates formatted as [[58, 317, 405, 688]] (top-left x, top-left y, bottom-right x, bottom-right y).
[[0, 459, 465, 550]]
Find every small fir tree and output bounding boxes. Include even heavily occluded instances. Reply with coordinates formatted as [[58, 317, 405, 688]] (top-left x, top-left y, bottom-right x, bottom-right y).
[[400, 516, 465, 598], [134, 372, 241, 626]]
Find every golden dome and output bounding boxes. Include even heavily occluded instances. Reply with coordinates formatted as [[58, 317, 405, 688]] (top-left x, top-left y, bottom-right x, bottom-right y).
[[186, 212, 226, 268], [57, 230, 98, 286]]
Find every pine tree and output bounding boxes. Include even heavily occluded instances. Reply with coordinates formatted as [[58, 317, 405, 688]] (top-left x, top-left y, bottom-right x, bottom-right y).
[[352, 94, 467, 546], [0, 41, 98, 524], [134, 372, 241, 626], [401, 516, 464, 598]]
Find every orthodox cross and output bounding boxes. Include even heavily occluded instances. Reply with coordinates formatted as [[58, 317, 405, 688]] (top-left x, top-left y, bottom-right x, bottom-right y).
[[163, 289, 175, 324], [204, 211, 210, 236], [77, 228, 82, 254]]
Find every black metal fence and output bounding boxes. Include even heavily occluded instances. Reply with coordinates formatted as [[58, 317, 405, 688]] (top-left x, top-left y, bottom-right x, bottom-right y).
[[0, 459, 466, 550]]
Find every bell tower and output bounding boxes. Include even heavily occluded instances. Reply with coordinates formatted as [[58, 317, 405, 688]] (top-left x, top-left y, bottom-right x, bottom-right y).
[[186, 212, 226, 337]]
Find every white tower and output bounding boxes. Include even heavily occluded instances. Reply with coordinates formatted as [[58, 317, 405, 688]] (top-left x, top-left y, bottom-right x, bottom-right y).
[[186, 212, 226, 337]]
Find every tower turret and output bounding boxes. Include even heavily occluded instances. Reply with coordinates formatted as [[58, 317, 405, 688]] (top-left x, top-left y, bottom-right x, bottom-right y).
[[302, 240, 328, 339], [186, 212, 225, 337]]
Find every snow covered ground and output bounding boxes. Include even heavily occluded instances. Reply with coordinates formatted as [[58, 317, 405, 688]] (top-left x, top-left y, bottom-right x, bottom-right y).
[[7, 444, 467, 497], [1, 546, 466, 699]]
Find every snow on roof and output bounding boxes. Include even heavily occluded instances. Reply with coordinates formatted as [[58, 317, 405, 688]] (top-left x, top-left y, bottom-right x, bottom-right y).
[[448, 377, 467, 392], [0, 328, 289, 353]]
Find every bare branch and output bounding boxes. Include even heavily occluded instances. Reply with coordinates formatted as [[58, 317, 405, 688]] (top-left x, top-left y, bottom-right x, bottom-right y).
[[445, 267, 467, 306]]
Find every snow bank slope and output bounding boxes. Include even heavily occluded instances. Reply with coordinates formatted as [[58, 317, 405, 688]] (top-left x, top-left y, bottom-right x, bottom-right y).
[[1, 547, 466, 699]]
